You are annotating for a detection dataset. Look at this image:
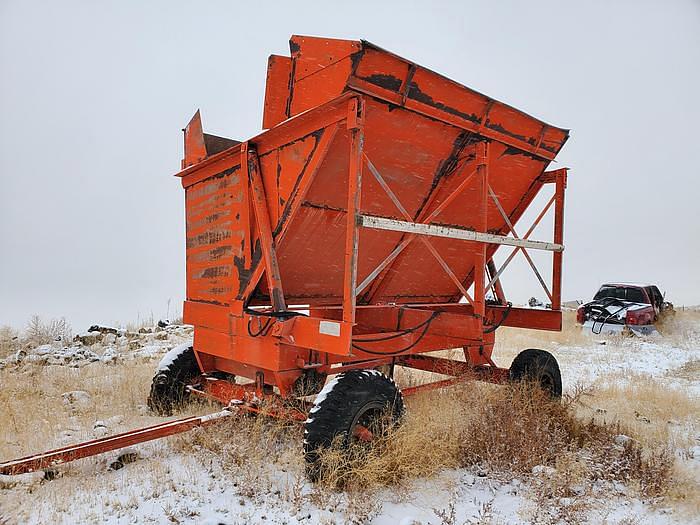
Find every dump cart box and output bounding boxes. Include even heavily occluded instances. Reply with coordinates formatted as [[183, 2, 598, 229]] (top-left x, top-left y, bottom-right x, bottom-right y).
[[176, 35, 569, 395]]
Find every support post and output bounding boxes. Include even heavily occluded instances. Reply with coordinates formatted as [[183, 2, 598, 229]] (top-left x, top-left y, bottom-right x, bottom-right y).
[[246, 142, 287, 312], [552, 169, 567, 310], [486, 259, 505, 304], [343, 98, 364, 325], [474, 141, 489, 319]]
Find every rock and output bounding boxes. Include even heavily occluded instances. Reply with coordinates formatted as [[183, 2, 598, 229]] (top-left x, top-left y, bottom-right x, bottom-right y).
[[25, 354, 48, 365], [106, 415, 124, 426], [158, 320, 170, 328], [58, 429, 76, 445], [154, 331, 168, 340], [93, 420, 109, 437], [13, 349, 27, 363], [614, 434, 632, 446], [74, 331, 103, 345], [101, 347, 118, 364], [103, 333, 117, 345], [88, 325, 118, 335], [138, 327, 152, 334], [62, 390, 92, 412], [612, 481, 627, 494], [570, 484, 586, 496], [532, 465, 556, 477], [34, 344, 55, 355], [109, 451, 139, 471]]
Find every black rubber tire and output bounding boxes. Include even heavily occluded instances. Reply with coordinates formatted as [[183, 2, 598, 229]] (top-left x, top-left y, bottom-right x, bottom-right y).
[[147, 346, 200, 415], [303, 370, 404, 481], [509, 348, 562, 398]]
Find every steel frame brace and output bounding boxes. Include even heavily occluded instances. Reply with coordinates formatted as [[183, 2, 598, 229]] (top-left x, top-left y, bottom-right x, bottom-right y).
[[358, 215, 564, 252]]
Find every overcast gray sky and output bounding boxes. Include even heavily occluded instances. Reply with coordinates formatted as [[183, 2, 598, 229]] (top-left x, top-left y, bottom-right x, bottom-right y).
[[1, 0, 699, 331]]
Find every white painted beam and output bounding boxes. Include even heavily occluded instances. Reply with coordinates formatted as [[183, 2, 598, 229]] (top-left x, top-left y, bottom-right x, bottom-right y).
[[359, 215, 564, 252]]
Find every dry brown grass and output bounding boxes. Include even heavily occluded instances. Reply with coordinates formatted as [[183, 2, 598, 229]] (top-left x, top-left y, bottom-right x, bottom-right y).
[[658, 308, 700, 345], [576, 372, 700, 449], [0, 326, 20, 360], [173, 410, 303, 498], [308, 382, 674, 501], [0, 359, 180, 460], [574, 372, 700, 517]]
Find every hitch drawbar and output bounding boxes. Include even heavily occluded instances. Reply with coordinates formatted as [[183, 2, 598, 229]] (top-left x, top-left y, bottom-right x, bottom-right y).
[[0, 409, 232, 476]]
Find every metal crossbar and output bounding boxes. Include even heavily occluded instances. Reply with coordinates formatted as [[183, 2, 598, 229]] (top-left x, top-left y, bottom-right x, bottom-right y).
[[362, 154, 476, 307], [488, 187, 553, 301], [485, 193, 557, 293], [359, 215, 564, 252]]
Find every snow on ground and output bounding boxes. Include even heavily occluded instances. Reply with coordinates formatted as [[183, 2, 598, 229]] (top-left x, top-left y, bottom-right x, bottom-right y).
[[558, 338, 699, 394], [2, 441, 687, 525], [1, 320, 698, 525]]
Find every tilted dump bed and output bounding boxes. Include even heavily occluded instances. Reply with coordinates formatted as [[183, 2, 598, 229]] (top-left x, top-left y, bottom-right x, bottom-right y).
[[179, 35, 567, 308]]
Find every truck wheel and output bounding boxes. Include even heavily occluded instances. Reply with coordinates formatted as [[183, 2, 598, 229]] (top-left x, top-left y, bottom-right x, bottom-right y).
[[147, 344, 200, 415], [509, 349, 562, 398], [303, 370, 405, 481]]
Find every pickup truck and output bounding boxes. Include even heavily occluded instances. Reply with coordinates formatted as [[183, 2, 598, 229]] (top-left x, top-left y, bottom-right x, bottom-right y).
[[576, 283, 673, 335]]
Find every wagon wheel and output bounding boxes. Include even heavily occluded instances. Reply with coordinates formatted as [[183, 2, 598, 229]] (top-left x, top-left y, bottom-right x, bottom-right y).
[[303, 370, 405, 481], [147, 345, 201, 416], [509, 348, 562, 398]]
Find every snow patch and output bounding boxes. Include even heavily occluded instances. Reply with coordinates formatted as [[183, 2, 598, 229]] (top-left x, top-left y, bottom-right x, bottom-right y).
[[308, 375, 342, 415], [157, 342, 193, 371]]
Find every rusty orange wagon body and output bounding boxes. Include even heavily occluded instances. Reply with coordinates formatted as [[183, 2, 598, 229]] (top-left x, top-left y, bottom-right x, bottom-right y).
[[1, 35, 569, 477], [177, 35, 568, 395]]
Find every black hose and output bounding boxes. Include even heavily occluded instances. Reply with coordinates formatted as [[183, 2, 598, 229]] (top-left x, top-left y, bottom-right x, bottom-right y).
[[247, 316, 274, 337], [244, 307, 307, 338], [353, 311, 440, 342], [351, 311, 440, 355], [483, 301, 512, 334], [244, 307, 306, 319]]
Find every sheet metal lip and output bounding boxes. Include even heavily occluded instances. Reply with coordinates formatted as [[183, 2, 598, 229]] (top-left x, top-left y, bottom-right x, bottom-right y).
[[177, 37, 569, 181], [174, 92, 357, 181], [359, 39, 570, 136]]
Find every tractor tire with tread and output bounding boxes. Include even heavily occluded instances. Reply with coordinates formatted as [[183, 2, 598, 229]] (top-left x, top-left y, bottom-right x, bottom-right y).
[[303, 370, 404, 481], [147, 345, 200, 415], [509, 348, 562, 398]]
